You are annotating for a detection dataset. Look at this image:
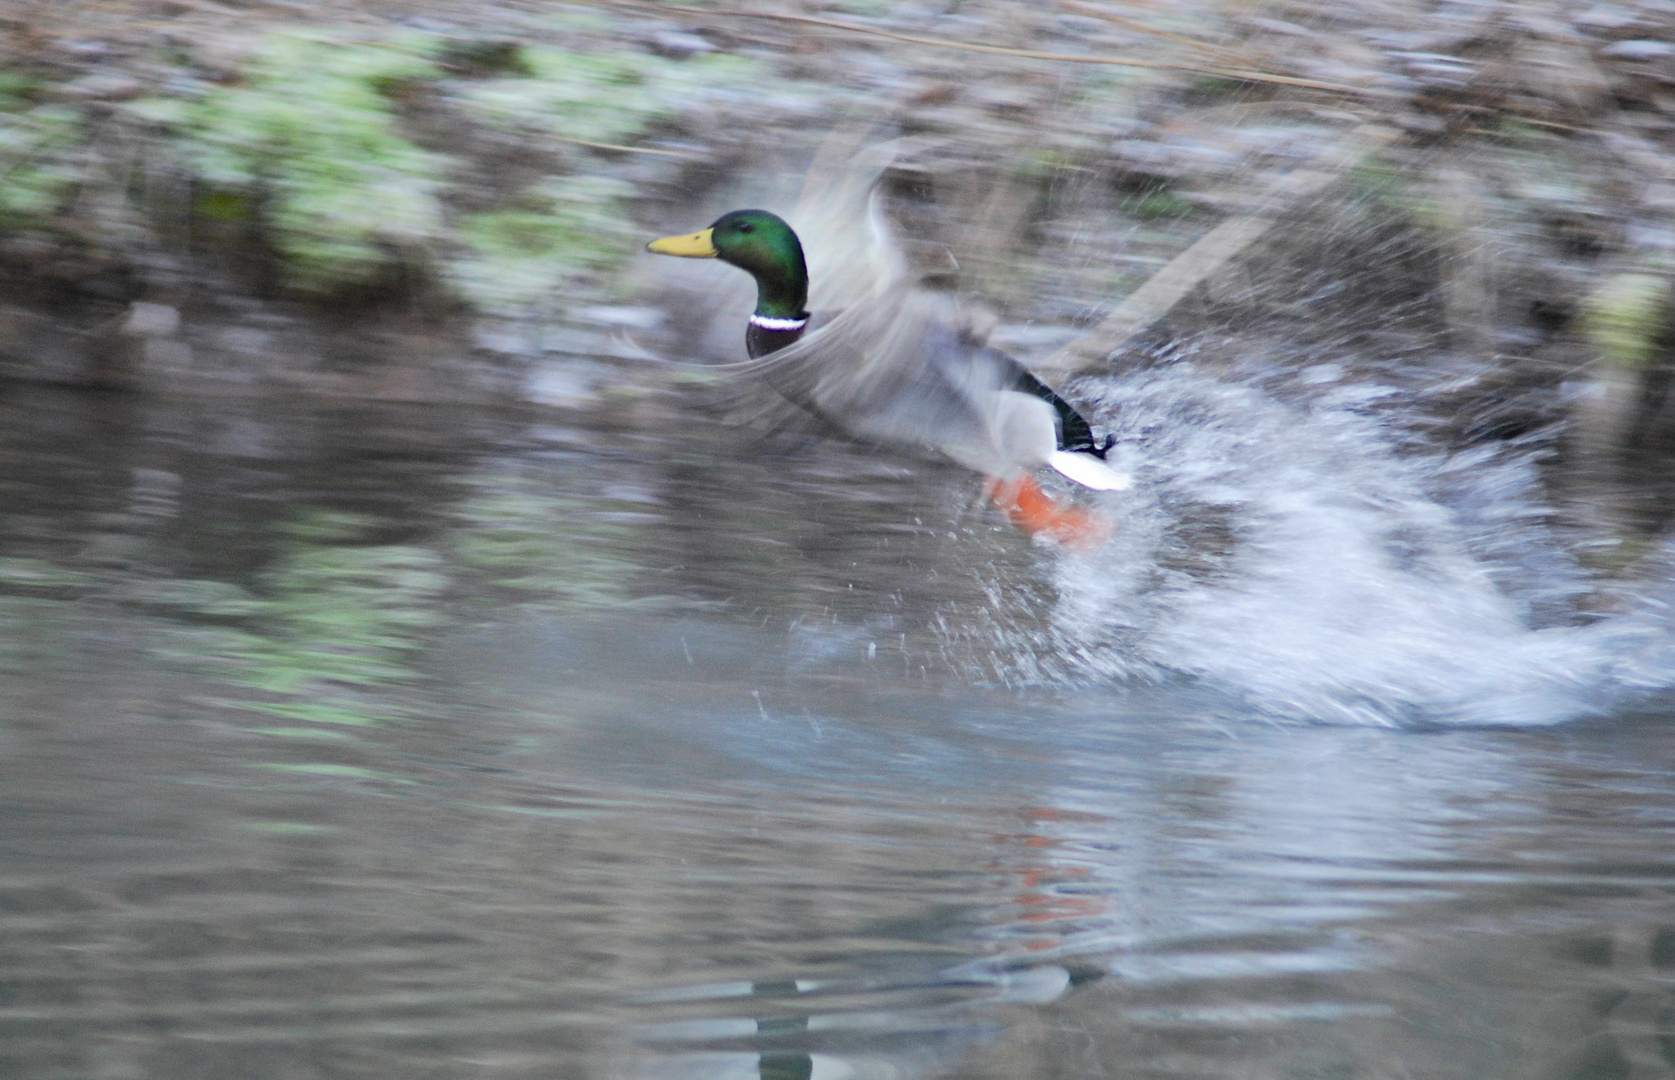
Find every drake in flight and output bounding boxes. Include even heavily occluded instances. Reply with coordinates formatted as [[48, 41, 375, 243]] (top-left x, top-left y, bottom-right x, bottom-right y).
[[647, 207, 1126, 545]]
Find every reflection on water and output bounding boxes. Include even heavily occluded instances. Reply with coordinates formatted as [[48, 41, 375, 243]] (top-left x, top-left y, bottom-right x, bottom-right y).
[[3, 376, 1675, 1080]]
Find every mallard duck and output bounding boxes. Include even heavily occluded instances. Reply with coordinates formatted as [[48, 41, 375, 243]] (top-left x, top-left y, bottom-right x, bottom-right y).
[[647, 207, 1127, 544]]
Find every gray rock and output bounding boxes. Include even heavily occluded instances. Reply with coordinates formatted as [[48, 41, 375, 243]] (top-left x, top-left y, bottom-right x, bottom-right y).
[[571, 305, 666, 330], [472, 324, 539, 358], [53, 38, 113, 58], [120, 302, 180, 338], [648, 30, 716, 60], [972, 85, 1043, 116], [1054, 15, 1109, 34], [1392, 52, 1477, 91], [58, 72, 145, 102], [219, 327, 274, 355], [401, 16, 458, 33], [525, 361, 600, 407], [1396, 111, 1449, 136], [536, 326, 607, 357], [1574, 5, 1637, 30], [1574, 4, 1654, 33], [1246, 17, 1316, 38], [1602, 39, 1675, 60], [1109, 139, 1175, 176], [140, 338, 193, 374], [1626, 220, 1675, 251]]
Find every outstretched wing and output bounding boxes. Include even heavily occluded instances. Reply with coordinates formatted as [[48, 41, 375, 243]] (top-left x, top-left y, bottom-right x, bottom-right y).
[[718, 287, 1033, 471]]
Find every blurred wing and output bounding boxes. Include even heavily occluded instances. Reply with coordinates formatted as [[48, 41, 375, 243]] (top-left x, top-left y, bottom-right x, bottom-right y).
[[717, 289, 1024, 474], [708, 136, 1043, 475], [789, 137, 920, 313]]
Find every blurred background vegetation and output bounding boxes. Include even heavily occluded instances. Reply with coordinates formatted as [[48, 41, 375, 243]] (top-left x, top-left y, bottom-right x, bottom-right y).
[[0, 0, 1668, 412]]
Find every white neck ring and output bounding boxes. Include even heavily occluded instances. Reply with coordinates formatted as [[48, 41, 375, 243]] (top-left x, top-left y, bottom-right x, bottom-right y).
[[749, 314, 808, 332]]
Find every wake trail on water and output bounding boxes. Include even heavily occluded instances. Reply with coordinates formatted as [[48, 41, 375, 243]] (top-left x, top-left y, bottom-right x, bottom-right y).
[[1034, 359, 1675, 727]]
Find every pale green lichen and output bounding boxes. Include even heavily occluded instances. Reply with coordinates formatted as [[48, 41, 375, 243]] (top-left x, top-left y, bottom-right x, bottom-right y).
[[140, 32, 761, 307], [0, 88, 83, 231], [447, 175, 637, 316], [455, 46, 755, 144], [1126, 186, 1193, 220], [442, 48, 760, 313], [1348, 155, 1436, 227], [17, 31, 765, 314], [1583, 271, 1673, 369], [172, 31, 451, 295]]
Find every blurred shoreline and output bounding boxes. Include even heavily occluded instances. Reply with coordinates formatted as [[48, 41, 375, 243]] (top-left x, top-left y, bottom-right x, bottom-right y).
[[0, 1, 1673, 463]]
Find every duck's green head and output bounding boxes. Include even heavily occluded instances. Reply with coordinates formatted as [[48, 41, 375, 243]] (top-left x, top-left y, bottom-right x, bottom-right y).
[[648, 209, 807, 319]]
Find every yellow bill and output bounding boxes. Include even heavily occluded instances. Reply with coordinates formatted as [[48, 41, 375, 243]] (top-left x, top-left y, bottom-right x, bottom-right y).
[[646, 227, 718, 257]]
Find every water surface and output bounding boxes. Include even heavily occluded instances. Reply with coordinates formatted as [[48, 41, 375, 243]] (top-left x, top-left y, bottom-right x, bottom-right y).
[[4, 369, 1675, 1080]]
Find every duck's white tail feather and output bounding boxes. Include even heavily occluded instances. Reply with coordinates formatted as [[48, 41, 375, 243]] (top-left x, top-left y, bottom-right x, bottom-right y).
[[1049, 451, 1132, 491]]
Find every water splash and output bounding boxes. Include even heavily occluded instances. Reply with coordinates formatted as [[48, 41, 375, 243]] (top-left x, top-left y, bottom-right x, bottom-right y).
[[1039, 360, 1674, 727]]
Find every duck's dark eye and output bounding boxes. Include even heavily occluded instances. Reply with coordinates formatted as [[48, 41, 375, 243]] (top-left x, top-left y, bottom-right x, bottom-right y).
[[737, 222, 754, 234]]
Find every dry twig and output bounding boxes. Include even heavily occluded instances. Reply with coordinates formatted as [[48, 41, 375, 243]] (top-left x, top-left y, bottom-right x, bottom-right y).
[[1056, 0, 1245, 64], [550, 132, 691, 158], [598, 0, 1401, 101]]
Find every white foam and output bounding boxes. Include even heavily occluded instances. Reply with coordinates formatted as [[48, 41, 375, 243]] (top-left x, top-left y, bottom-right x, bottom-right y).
[[1039, 363, 1673, 727]]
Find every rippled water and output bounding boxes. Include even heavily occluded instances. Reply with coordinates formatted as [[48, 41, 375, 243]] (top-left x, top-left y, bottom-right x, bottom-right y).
[[5, 356, 1675, 1080]]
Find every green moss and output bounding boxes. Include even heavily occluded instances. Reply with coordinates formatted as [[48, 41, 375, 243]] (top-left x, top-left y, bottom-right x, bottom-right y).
[[0, 71, 40, 109], [546, 7, 615, 33], [12, 32, 763, 312], [447, 175, 636, 315], [246, 726, 365, 741], [257, 543, 450, 668], [444, 49, 761, 312], [458, 48, 756, 146], [119, 96, 192, 127], [129, 31, 761, 307], [1347, 157, 1412, 208], [1184, 74, 1260, 104], [195, 189, 254, 223], [118, 578, 264, 619], [1125, 186, 1192, 220], [0, 103, 83, 231], [1584, 271, 1673, 370], [167, 31, 451, 295], [434, 38, 533, 78]]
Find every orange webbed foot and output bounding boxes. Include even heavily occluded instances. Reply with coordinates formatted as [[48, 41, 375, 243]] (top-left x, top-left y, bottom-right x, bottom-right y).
[[984, 475, 1113, 550]]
